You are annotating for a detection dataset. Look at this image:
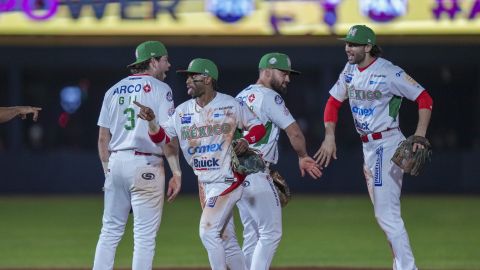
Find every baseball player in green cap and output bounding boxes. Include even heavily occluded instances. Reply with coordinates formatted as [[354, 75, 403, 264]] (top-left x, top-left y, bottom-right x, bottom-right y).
[[219, 52, 322, 270], [93, 40, 182, 270], [136, 58, 267, 270], [315, 25, 433, 270]]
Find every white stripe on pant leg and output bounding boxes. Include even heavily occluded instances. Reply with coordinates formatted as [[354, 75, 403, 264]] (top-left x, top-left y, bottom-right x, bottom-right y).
[[371, 142, 416, 270]]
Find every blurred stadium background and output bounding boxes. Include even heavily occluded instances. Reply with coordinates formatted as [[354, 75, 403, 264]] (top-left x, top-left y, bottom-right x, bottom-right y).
[[0, 0, 479, 269]]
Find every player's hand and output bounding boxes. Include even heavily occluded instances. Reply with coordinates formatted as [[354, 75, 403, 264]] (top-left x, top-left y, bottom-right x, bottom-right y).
[[233, 138, 249, 156], [412, 142, 425, 153], [133, 101, 156, 121], [314, 135, 337, 168], [17, 106, 42, 121], [166, 174, 181, 203], [299, 156, 322, 179]]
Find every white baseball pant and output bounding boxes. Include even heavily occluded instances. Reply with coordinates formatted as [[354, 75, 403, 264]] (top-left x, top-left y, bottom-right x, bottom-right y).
[[93, 151, 165, 270], [200, 181, 244, 270], [231, 171, 282, 270], [362, 130, 417, 270]]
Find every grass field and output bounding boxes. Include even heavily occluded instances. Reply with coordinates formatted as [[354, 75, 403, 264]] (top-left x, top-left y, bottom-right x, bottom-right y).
[[0, 195, 478, 269]]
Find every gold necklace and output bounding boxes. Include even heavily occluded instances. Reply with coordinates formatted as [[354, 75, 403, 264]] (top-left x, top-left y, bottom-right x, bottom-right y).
[[194, 101, 202, 113]]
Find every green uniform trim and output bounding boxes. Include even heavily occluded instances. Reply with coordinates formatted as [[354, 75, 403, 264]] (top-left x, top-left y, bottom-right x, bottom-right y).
[[389, 95, 403, 120], [254, 121, 272, 146]]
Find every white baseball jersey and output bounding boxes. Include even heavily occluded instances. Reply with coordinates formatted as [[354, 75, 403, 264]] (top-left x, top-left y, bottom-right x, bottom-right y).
[[98, 74, 175, 155], [235, 84, 295, 164], [329, 57, 424, 135], [163, 92, 261, 184]]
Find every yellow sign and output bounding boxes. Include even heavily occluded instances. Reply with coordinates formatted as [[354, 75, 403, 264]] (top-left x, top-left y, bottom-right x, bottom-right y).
[[0, 0, 479, 35]]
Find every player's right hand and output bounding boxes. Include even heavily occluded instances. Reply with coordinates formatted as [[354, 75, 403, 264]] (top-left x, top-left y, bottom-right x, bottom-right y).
[[133, 101, 156, 121], [314, 136, 337, 168]]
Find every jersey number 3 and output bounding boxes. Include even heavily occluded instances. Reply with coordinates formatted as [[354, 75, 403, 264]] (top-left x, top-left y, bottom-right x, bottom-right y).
[[124, 108, 135, 130]]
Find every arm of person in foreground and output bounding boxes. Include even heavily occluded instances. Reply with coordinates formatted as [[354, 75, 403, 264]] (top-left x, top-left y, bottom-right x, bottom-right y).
[[0, 106, 42, 123], [284, 121, 322, 179]]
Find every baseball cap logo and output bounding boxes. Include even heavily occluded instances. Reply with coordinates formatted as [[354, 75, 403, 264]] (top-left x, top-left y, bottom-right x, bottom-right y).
[[150, 52, 156, 56], [269, 57, 277, 65], [348, 27, 357, 37], [205, 68, 209, 74]]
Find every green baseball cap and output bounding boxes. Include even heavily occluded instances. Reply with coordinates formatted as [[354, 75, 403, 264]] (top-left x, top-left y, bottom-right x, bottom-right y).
[[339, 25, 376, 45], [258, 52, 300, 75], [177, 58, 219, 80], [127, 41, 168, 67]]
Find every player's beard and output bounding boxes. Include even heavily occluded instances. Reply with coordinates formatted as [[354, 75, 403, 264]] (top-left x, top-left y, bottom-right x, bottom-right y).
[[270, 77, 288, 95], [349, 51, 366, 65]]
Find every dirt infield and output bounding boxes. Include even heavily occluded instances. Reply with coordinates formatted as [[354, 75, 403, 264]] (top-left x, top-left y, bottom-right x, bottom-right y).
[[1, 267, 389, 270]]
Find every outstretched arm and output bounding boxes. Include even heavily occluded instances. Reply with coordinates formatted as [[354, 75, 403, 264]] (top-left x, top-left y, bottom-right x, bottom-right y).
[[314, 96, 342, 167], [284, 122, 322, 179], [0, 106, 42, 123], [314, 122, 337, 168]]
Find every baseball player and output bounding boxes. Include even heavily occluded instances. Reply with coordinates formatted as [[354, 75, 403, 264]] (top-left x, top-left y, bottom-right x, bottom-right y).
[[93, 41, 182, 270], [136, 58, 266, 270], [224, 52, 322, 270], [0, 106, 41, 123], [314, 25, 433, 270]]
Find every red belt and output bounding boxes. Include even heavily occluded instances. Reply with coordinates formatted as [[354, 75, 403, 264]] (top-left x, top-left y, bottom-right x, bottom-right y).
[[134, 151, 154, 156], [360, 128, 397, 143], [113, 150, 160, 157]]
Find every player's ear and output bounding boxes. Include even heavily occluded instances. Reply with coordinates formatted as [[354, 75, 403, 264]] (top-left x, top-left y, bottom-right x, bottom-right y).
[[364, 44, 372, 54], [205, 76, 213, 86]]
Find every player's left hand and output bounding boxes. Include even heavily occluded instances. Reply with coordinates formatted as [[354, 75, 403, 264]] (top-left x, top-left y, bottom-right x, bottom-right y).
[[167, 174, 181, 202], [233, 138, 249, 156], [299, 156, 322, 179]]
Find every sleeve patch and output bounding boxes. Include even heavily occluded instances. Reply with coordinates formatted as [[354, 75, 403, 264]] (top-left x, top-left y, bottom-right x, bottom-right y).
[[275, 95, 284, 104]]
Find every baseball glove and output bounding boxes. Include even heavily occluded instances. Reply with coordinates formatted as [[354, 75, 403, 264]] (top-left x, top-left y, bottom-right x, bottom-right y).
[[231, 140, 266, 176], [270, 169, 291, 207], [391, 135, 432, 176]]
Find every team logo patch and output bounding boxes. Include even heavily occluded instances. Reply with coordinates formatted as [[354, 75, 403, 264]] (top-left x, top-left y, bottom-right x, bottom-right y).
[[275, 95, 284, 104], [269, 57, 277, 64], [141, 173, 155, 180], [166, 91, 173, 101], [207, 196, 218, 207], [374, 146, 383, 186], [143, 84, 151, 93], [248, 94, 255, 103], [181, 116, 191, 124], [344, 74, 353, 83]]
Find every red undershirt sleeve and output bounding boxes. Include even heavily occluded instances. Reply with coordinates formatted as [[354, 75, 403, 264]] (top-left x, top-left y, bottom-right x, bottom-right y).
[[324, 96, 343, 123], [415, 90, 433, 110], [243, 124, 266, 144]]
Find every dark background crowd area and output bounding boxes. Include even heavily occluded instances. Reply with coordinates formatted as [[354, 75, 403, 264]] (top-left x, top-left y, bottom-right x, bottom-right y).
[[1, 41, 479, 194]]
